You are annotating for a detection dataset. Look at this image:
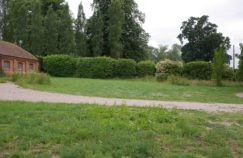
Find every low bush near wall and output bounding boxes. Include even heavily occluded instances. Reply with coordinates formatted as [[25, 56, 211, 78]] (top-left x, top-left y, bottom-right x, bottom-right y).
[[76, 57, 116, 79], [136, 61, 155, 77], [43, 55, 76, 77], [113, 59, 137, 78], [0, 68, 5, 77], [10, 72, 51, 85], [156, 60, 183, 81], [183, 61, 212, 80]]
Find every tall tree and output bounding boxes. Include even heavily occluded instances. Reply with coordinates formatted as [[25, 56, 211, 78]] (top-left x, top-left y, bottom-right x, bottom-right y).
[[0, 0, 5, 39], [121, 0, 149, 61], [29, 0, 44, 55], [238, 43, 243, 81], [213, 47, 225, 86], [57, 4, 75, 54], [86, 10, 104, 56], [108, 0, 124, 58], [178, 15, 231, 63], [43, 5, 59, 55], [75, 1, 88, 56]]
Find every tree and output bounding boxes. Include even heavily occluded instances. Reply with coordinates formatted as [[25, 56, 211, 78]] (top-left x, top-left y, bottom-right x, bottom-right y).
[[0, 0, 5, 39], [29, 0, 44, 55], [75, 2, 88, 56], [89, 0, 149, 61], [213, 47, 225, 86], [121, 0, 149, 61], [43, 5, 59, 55], [178, 15, 231, 63], [86, 10, 104, 56], [148, 44, 182, 63], [57, 4, 75, 54], [108, 0, 124, 58], [237, 43, 243, 81]]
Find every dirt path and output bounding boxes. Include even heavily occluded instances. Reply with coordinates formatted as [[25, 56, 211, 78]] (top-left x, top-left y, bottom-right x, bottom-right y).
[[0, 82, 242, 112]]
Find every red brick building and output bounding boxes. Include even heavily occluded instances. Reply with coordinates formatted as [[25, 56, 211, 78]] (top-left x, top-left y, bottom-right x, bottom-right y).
[[0, 41, 39, 74]]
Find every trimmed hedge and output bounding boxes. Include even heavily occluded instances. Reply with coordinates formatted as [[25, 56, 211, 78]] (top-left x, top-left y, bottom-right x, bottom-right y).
[[76, 57, 116, 79], [136, 61, 155, 77], [113, 59, 137, 78], [43, 55, 77, 77], [183, 61, 212, 80], [156, 60, 183, 81]]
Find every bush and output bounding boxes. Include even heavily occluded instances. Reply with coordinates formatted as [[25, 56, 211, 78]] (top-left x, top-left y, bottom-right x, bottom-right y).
[[0, 68, 5, 77], [136, 61, 155, 77], [156, 60, 183, 81], [10, 72, 51, 85], [113, 59, 137, 78], [43, 55, 77, 77], [36, 56, 45, 72], [76, 57, 116, 79], [183, 61, 212, 80], [222, 65, 235, 81], [167, 75, 190, 86]]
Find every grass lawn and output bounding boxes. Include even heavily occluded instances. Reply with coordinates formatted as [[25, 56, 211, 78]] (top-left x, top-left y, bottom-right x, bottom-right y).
[[0, 101, 243, 158], [20, 77, 243, 104]]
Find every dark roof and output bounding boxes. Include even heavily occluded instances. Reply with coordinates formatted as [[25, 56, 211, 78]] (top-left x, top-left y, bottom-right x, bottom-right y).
[[0, 41, 38, 60]]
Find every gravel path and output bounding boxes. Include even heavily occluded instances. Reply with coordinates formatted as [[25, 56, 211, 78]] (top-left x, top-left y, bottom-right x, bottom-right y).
[[0, 82, 243, 112]]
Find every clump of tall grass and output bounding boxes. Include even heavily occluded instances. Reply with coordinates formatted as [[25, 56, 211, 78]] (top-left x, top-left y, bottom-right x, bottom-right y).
[[10, 72, 51, 85], [167, 75, 190, 86]]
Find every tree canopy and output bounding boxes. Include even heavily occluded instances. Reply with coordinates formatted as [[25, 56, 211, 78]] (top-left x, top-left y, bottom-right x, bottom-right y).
[[178, 15, 231, 63]]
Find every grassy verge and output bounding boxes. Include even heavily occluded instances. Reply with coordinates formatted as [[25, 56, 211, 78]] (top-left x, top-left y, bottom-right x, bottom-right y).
[[0, 101, 242, 158], [20, 77, 243, 104]]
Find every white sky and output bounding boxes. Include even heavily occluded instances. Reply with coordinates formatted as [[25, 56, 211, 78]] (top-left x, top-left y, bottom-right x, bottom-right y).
[[67, 0, 243, 66]]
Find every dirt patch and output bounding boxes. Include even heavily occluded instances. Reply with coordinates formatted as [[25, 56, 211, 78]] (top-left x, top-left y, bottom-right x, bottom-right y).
[[0, 83, 243, 113], [236, 93, 243, 98]]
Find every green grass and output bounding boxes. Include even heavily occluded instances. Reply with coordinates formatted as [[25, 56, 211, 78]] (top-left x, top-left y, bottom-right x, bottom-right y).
[[20, 77, 243, 104], [0, 101, 242, 158]]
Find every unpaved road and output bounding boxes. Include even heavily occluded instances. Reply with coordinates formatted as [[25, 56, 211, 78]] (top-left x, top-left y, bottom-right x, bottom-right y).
[[0, 83, 242, 112]]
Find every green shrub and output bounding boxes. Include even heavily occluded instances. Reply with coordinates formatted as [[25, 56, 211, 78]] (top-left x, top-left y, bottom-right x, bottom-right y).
[[10, 72, 51, 85], [167, 75, 190, 86], [237, 43, 243, 81], [156, 60, 183, 81], [183, 61, 212, 80], [0, 68, 5, 77], [43, 55, 77, 77], [212, 48, 225, 86], [113, 59, 137, 78], [36, 56, 45, 72], [222, 65, 234, 81], [136, 61, 155, 77], [76, 57, 116, 79]]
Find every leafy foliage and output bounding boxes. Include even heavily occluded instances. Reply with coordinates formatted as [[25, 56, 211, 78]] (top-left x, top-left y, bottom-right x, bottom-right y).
[[76, 57, 116, 79], [113, 59, 137, 78], [43, 55, 76, 77], [75, 2, 88, 56], [10, 72, 50, 85], [136, 61, 155, 77], [237, 43, 243, 81], [156, 60, 183, 81], [212, 48, 225, 86], [178, 15, 231, 63], [183, 61, 212, 80]]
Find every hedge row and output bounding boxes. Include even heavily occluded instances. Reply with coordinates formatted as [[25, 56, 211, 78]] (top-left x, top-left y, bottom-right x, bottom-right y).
[[155, 60, 235, 81], [43, 55, 155, 78], [42, 55, 235, 80]]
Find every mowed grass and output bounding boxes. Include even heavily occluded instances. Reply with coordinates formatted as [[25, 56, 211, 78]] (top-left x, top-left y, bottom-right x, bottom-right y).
[[0, 102, 243, 158], [21, 77, 243, 104]]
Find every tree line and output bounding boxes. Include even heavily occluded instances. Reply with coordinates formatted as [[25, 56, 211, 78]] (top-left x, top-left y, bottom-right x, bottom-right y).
[[0, 0, 149, 61], [0, 0, 241, 65]]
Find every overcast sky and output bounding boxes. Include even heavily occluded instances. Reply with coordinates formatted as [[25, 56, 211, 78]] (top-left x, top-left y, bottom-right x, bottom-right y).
[[66, 0, 243, 65]]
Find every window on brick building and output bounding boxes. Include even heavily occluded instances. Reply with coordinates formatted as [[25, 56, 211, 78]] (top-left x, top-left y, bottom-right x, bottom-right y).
[[18, 63, 24, 72], [29, 64, 34, 72], [3, 61, 10, 71]]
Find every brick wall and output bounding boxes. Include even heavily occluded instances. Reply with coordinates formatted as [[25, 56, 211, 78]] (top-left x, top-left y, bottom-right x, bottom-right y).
[[0, 55, 39, 74]]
